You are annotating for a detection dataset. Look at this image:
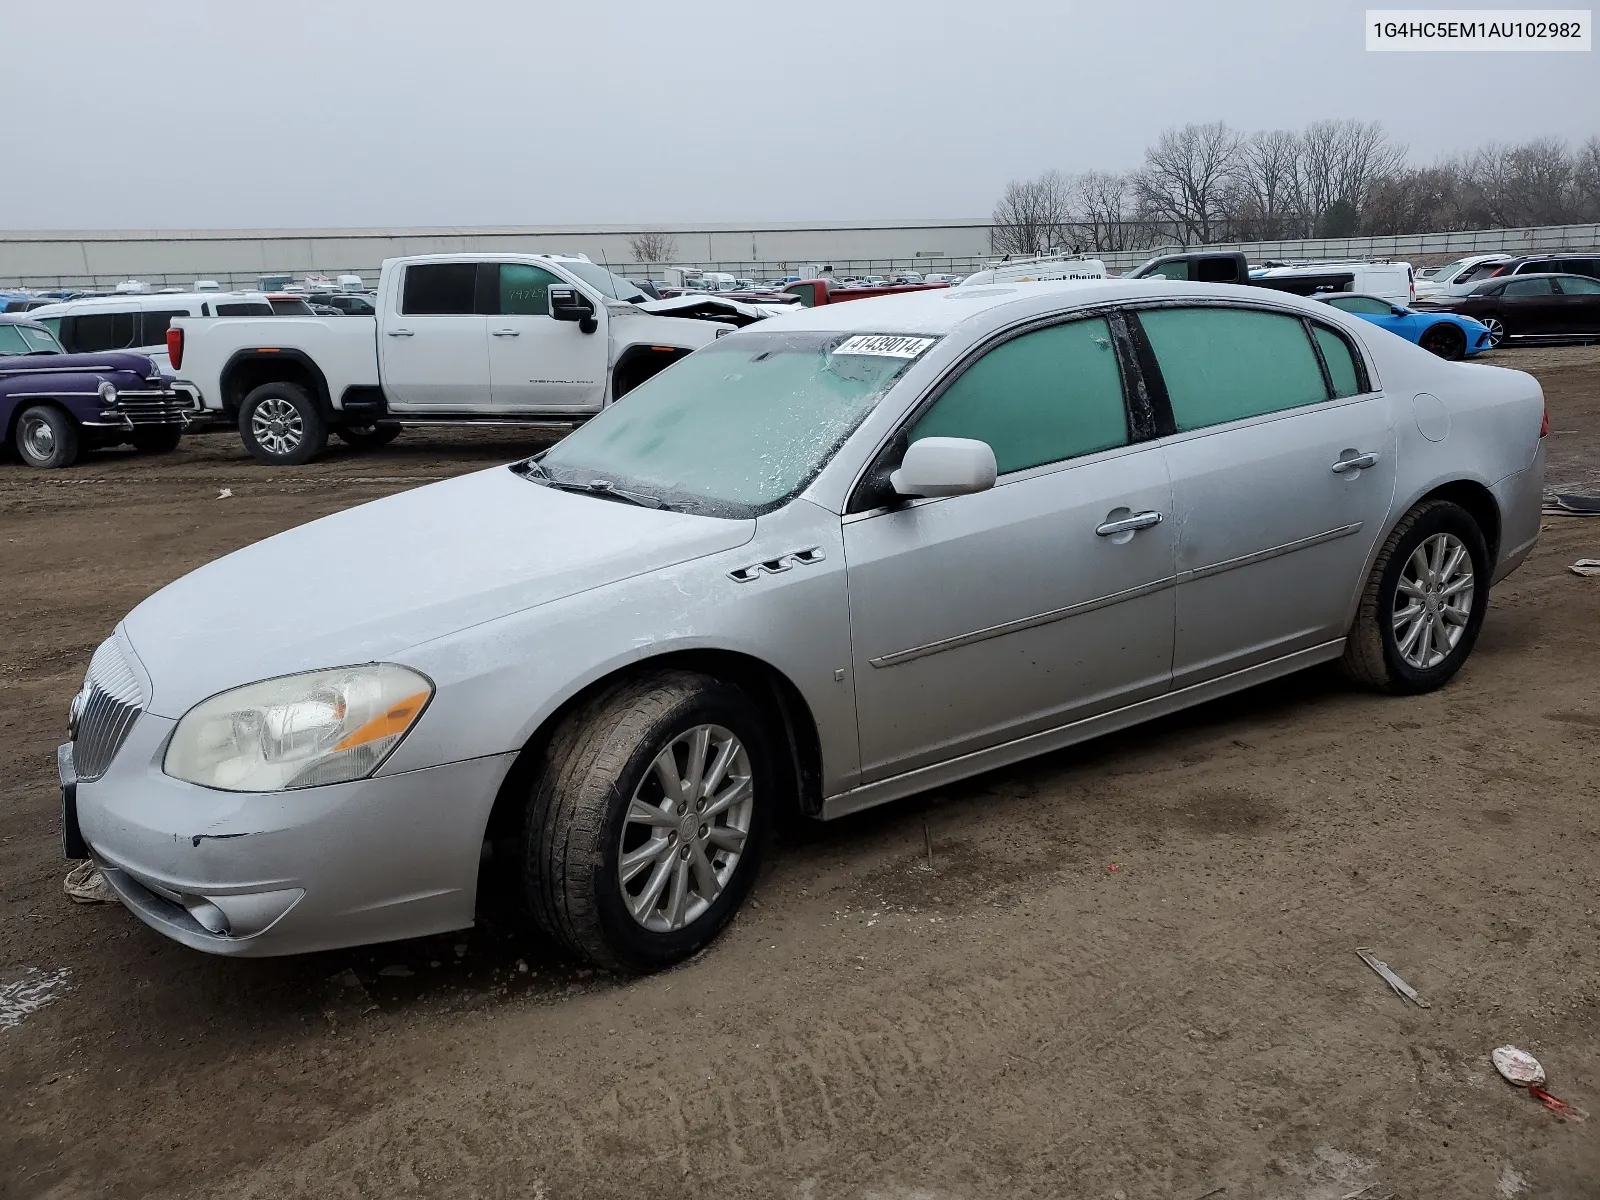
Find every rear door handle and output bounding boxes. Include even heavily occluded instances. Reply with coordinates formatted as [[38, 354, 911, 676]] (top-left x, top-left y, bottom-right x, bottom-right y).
[[1332, 452, 1379, 473], [492, 328, 521, 337], [1096, 510, 1163, 537], [387, 328, 414, 338]]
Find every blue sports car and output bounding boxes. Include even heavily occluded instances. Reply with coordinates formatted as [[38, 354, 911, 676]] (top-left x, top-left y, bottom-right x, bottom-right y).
[[1316, 293, 1492, 360]]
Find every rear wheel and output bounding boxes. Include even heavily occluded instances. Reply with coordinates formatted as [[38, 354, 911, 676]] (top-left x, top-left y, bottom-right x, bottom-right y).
[[521, 671, 774, 972], [130, 426, 183, 454], [334, 422, 401, 450], [1419, 322, 1467, 360], [1481, 316, 1506, 348], [239, 383, 327, 466], [1340, 500, 1490, 694], [14, 405, 79, 469]]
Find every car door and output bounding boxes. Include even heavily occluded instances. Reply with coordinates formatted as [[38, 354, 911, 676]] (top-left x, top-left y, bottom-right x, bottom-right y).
[[843, 313, 1177, 782], [485, 262, 610, 412], [378, 261, 490, 411], [1498, 277, 1559, 337], [1551, 274, 1600, 335], [1130, 304, 1398, 688]]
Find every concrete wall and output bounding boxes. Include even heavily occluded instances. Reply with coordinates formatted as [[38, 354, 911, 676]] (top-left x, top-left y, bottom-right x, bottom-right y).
[[0, 220, 996, 286]]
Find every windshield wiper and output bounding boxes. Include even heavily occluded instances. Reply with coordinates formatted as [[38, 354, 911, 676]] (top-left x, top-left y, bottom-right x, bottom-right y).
[[513, 460, 671, 510]]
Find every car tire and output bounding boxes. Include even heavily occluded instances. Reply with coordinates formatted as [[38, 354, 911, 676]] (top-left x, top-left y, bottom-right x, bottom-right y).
[[130, 427, 183, 454], [334, 422, 401, 450], [238, 383, 327, 466], [14, 405, 79, 469], [1340, 499, 1491, 695], [1481, 317, 1506, 348], [1419, 323, 1467, 361], [522, 670, 775, 972]]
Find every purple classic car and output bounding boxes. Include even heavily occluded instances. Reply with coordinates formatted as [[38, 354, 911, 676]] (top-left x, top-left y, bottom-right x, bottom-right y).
[[1, 314, 189, 468]]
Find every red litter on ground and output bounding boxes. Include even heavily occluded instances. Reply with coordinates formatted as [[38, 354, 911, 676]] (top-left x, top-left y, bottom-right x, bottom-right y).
[[1107, 863, 1123, 873], [1492, 1046, 1589, 1122]]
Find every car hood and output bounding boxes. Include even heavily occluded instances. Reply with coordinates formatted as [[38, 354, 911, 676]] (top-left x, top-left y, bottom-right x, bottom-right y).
[[122, 466, 755, 717], [0, 350, 156, 379]]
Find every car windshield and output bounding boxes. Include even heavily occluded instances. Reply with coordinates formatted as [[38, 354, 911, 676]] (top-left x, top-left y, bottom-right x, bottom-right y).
[[533, 330, 935, 517], [1429, 258, 1472, 281], [557, 261, 650, 303], [6, 324, 64, 354]]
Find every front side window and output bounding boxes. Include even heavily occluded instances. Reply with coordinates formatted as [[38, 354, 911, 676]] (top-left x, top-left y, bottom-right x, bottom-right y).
[[537, 331, 931, 516], [1326, 296, 1390, 315], [909, 317, 1128, 475], [1556, 275, 1600, 295], [1503, 278, 1555, 297], [498, 263, 563, 316], [401, 263, 478, 315], [1139, 306, 1329, 432], [66, 310, 138, 353], [17, 325, 63, 353]]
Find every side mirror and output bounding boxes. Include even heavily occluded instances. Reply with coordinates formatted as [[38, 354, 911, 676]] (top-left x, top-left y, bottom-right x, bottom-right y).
[[890, 437, 997, 498], [1390, 305, 1407, 315], [549, 286, 598, 333]]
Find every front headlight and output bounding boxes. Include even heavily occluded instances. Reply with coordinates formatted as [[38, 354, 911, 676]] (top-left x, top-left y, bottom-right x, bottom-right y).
[[164, 664, 433, 792], [98, 380, 118, 404]]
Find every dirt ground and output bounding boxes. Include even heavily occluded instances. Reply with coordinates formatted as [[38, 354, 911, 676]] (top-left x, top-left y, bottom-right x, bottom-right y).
[[3, 347, 1599, 1200]]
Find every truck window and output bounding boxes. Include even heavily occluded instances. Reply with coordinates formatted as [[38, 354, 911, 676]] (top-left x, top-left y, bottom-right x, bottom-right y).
[[214, 302, 274, 316], [497, 263, 562, 316], [139, 310, 190, 345], [402, 263, 478, 315]]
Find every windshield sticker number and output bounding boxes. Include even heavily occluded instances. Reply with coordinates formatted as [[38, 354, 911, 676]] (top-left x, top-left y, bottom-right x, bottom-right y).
[[832, 334, 937, 359]]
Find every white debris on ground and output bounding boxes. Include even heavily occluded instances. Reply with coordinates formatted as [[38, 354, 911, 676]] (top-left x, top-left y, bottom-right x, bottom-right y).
[[1497, 1164, 1532, 1198], [0, 967, 73, 1030], [63, 861, 114, 904]]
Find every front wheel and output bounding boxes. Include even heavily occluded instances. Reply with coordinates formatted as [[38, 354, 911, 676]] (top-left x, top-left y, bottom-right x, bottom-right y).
[[1340, 499, 1490, 694], [130, 426, 183, 454], [238, 383, 327, 466], [522, 671, 774, 972], [334, 422, 401, 450], [14, 405, 79, 469], [1481, 316, 1506, 348], [1419, 322, 1467, 361]]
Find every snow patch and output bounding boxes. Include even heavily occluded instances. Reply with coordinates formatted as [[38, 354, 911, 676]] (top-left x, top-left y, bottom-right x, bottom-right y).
[[0, 967, 72, 1030]]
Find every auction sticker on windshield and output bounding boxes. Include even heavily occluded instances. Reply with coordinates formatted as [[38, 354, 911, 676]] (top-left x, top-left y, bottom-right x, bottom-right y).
[[832, 334, 938, 358]]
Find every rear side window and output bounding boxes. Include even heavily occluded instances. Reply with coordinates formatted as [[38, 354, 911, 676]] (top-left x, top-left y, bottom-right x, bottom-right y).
[[1139, 307, 1329, 432], [401, 263, 478, 315], [1556, 275, 1600, 295], [497, 263, 562, 316], [65, 310, 138, 353], [1312, 326, 1363, 398], [1503, 278, 1555, 297], [139, 310, 189, 345], [214, 302, 274, 316], [1523, 259, 1559, 273], [910, 317, 1128, 475]]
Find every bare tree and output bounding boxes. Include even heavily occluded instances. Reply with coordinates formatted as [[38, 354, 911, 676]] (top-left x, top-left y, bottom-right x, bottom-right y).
[[1291, 119, 1405, 236], [1577, 136, 1600, 217], [1231, 129, 1302, 240], [628, 231, 678, 263], [990, 169, 1075, 256], [1074, 170, 1135, 251], [1132, 121, 1242, 244]]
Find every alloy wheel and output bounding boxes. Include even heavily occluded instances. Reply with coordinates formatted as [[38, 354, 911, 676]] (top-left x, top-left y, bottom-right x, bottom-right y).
[[617, 724, 754, 933], [1392, 532, 1474, 670], [1481, 317, 1505, 347], [250, 397, 304, 456]]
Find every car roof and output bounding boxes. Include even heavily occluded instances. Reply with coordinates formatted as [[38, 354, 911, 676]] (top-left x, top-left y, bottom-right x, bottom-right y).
[[1316, 293, 1396, 303], [23, 291, 271, 317], [0, 313, 49, 329], [752, 279, 1328, 336]]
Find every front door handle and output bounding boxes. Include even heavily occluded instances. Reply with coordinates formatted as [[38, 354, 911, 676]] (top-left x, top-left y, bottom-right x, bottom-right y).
[[492, 328, 521, 337], [1332, 451, 1379, 473], [1096, 510, 1163, 537], [387, 328, 414, 338]]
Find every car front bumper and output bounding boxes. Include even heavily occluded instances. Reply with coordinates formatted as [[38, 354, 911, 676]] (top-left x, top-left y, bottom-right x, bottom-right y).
[[65, 712, 515, 957]]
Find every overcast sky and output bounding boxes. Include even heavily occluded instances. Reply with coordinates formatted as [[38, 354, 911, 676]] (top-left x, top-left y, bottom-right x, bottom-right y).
[[3, 0, 1595, 230]]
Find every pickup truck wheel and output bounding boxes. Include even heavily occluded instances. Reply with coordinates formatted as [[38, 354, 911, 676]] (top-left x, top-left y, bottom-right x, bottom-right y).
[[239, 383, 327, 466], [1340, 500, 1490, 695], [14, 405, 80, 469], [522, 671, 774, 972], [334, 422, 401, 450], [130, 427, 183, 454]]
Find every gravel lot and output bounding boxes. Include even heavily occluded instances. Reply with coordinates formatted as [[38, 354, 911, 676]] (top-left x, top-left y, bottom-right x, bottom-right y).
[[2, 346, 1598, 1199]]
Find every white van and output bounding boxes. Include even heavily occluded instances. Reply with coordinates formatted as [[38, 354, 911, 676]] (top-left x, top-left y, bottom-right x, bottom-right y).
[[25, 291, 276, 376], [958, 254, 1108, 287], [1252, 260, 1414, 306]]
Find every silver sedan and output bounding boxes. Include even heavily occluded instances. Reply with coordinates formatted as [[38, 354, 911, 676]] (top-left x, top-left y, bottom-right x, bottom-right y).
[[64, 279, 1546, 971]]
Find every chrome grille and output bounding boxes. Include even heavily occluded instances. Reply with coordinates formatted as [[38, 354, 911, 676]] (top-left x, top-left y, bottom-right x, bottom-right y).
[[114, 390, 189, 427], [71, 639, 145, 781]]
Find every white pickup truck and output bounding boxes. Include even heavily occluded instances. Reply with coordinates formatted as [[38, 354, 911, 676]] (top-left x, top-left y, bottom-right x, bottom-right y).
[[168, 253, 771, 464]]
